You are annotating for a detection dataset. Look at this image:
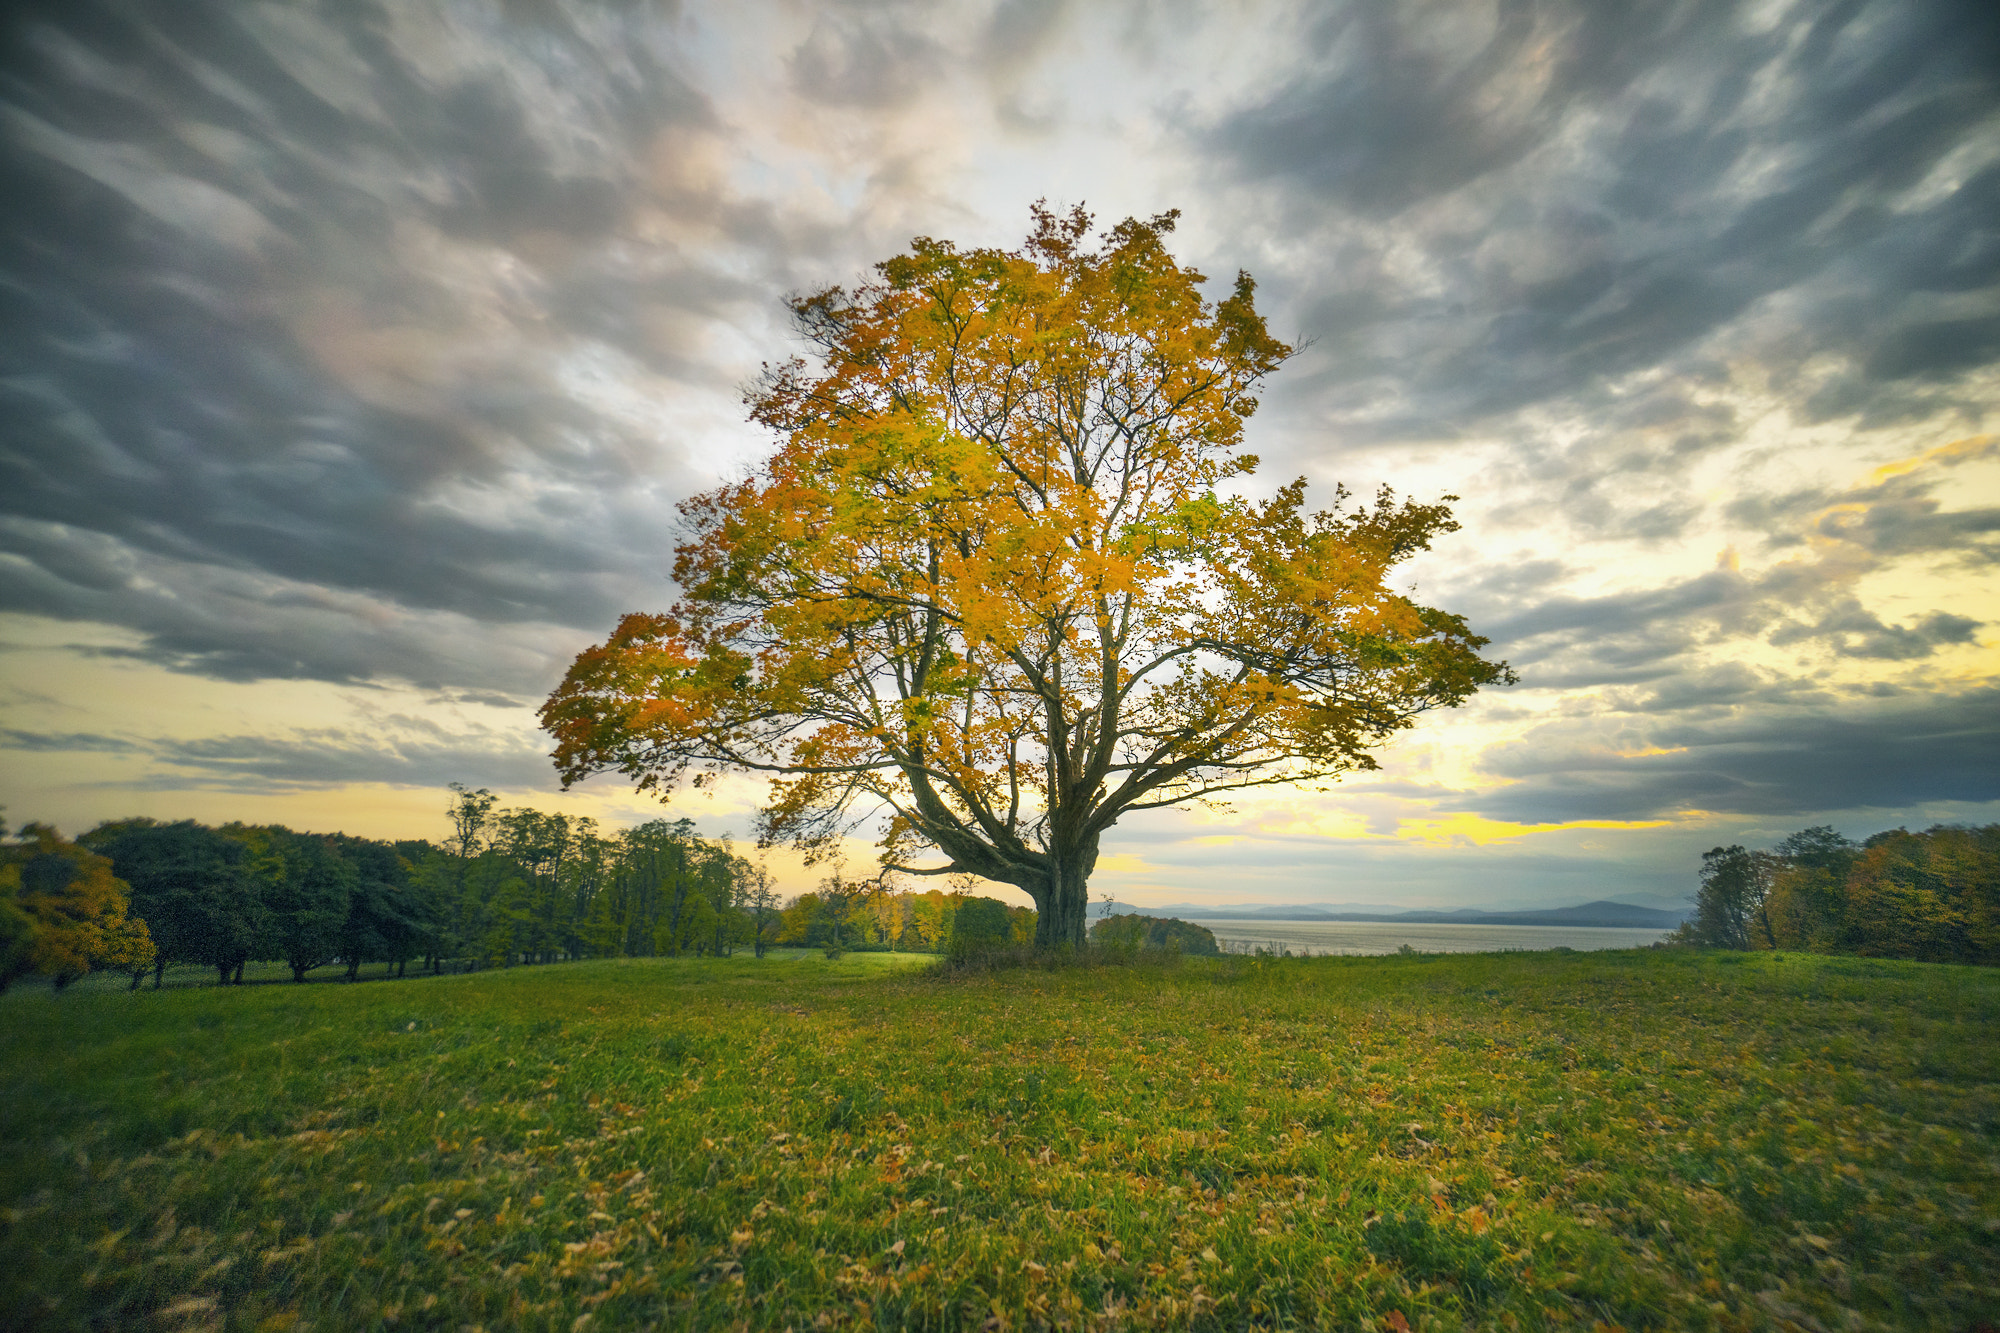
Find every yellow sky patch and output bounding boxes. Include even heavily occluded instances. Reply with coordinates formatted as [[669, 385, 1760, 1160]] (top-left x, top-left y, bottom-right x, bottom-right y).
[[1868, 433, 1996, 482], [1393, 812, 1674, 846]]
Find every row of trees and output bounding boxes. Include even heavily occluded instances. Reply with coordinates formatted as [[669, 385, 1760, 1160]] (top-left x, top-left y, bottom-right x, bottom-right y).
[[0, 787, 1037, 991], [1677, 824, 2000, 964]]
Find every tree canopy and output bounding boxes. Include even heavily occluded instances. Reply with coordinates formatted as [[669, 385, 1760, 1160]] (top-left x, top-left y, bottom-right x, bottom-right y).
[[1, 823, 154, 991], [1674, 822, 2000, 965], [543, 205, 1511, 946]]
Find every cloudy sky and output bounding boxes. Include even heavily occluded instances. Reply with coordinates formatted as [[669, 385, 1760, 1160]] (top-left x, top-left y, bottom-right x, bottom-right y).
[[3, 0, 1996, 910]]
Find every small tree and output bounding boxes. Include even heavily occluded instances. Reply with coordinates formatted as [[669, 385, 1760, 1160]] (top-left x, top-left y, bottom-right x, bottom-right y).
[[812, 870, 875, 957], [1761, 825, 1859, 951], [1676, 845, 1777, 950], [227, 827, 353, 982], [742, 862, 784, 958], [328, 835, 422, 980], [0, 824, 155, 992], [543, 205, 1510, 947], [909, 889, 956, 951]]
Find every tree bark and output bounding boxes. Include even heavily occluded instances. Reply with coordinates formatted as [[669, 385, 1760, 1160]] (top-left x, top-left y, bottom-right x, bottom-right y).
[[1030, 840, 1097, 950]]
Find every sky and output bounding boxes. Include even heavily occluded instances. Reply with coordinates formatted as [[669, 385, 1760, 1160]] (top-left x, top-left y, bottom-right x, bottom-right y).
[[2, 0, 1997, 912]]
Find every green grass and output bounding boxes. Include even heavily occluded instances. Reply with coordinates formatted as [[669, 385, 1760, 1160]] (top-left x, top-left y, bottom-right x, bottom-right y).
[[2, 949, 1995, 1331]]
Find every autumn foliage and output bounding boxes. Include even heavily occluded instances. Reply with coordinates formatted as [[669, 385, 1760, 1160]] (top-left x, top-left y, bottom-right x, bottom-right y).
[[0, 823, 154, 991], [1678, 823, 2000, 964], [543, 206, 1511, 946]]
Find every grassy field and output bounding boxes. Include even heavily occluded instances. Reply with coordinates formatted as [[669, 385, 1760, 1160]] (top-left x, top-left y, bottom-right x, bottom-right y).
[[1, 949, 1995, 1332]]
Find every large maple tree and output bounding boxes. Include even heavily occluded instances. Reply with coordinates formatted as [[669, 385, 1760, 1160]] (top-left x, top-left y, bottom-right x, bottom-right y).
[[543, 206, 1511, 947]]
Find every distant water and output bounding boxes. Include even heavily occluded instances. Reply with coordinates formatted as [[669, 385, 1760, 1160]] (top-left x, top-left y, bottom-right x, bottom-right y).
[[1201, 918, 1674, 957]]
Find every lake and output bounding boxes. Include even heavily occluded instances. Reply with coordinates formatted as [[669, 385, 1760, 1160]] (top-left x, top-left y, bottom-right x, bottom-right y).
[[1199, 918, 1675, 956]]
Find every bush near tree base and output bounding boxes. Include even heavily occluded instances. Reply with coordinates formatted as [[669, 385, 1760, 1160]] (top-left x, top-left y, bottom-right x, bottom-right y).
[[1089, 911, 1221, 956]]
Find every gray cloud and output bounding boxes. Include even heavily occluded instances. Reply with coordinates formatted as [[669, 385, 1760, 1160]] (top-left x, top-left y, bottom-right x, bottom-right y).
[[1, 713, 557, 793], [1768, 604, 1981, 660], [1730, 449, 2000, 562], [0, 0, 769, 689], [0, 516, 589, 693], [149, 724, 556, 793], [1475, 685, 2000, 822], [789, 5, 946, 109], [0, 727, 135, 753], [1206, 0, 2000, 451], [1451, 446, 2000, 691]]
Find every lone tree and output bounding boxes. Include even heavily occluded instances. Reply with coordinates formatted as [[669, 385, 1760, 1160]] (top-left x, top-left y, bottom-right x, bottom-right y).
[[543, 206, 1511, 947]]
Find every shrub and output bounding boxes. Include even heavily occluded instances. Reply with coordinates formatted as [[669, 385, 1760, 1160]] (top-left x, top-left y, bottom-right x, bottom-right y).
[[1087, 912, 1221, 957], [946, 896, 1015, 962]]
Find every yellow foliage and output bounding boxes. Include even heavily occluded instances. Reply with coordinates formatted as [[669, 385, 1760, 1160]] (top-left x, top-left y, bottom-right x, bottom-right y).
[[543, 206, 1510, 947], [0, 823, 155, 989]]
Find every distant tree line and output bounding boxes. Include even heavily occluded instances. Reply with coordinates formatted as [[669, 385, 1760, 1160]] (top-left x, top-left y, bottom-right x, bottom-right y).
[[1675, 824, 2000, 964], [0, 786, 1036, 992]]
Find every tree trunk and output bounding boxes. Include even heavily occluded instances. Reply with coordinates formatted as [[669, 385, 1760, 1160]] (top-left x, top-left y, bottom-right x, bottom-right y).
[[232, 961, 244, 984], [218, 962, 232, 986], [155, 958, 166, 989], [1032, 853, 1092, 950]]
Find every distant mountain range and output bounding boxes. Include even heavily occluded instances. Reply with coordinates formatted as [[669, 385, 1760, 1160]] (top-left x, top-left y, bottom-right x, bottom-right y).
[[1102, 899, 1688, 929]]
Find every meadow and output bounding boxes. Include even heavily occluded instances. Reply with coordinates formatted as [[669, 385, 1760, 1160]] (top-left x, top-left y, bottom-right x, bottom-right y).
[[1, 948, 1995, 1332]]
